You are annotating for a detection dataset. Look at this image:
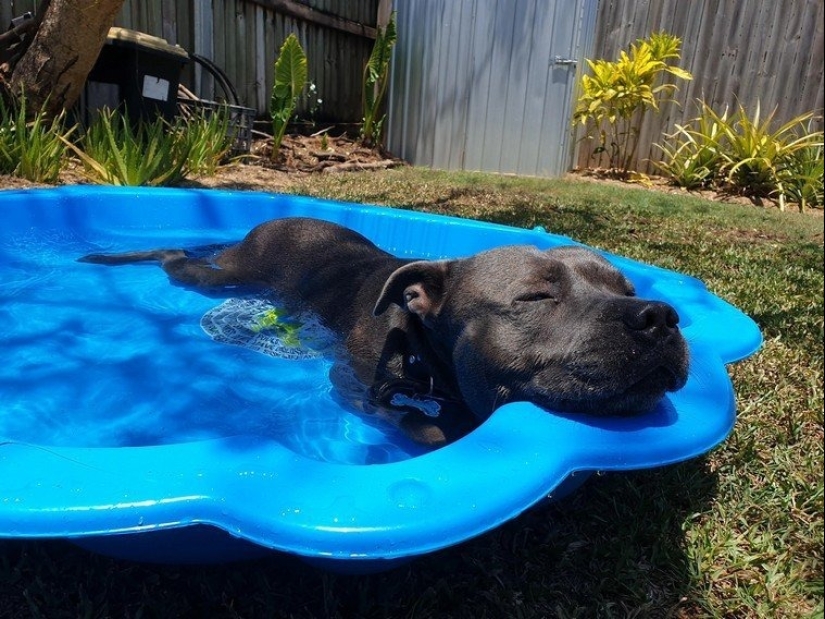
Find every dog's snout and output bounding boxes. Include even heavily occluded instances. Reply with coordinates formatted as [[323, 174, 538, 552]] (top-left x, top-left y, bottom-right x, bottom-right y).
[[622, 301, 680, 332]]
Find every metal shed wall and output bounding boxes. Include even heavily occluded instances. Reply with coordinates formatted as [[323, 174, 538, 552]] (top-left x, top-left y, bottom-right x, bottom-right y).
[[386, 0, 599, 177]]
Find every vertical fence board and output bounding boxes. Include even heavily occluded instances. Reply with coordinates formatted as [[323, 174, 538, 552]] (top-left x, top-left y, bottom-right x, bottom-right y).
[[576, 0, 824, 173], [100, 0, 378, 124], [4, 0, 820, 177]]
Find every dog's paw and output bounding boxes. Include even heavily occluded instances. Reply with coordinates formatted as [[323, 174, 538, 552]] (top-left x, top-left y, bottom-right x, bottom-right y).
[[400, 416, 449, 446]]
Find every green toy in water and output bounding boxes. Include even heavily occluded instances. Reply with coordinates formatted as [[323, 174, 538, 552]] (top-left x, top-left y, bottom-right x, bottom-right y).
[[251, 307, 303, 347], [200, 297, 333, 360]]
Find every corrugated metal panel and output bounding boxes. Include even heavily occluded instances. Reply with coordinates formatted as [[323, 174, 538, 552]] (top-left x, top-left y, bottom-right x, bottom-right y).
[[387, 0, 599, 177], [576, 0, 825, 173]]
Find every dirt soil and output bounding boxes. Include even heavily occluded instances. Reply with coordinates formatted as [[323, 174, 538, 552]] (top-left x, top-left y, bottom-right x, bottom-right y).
[[0, 134, 404, 194], [180, 133, 407, 193]]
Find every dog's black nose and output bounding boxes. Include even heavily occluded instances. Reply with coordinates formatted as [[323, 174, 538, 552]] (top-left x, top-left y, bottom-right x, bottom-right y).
[[622, 301, 680, 332]]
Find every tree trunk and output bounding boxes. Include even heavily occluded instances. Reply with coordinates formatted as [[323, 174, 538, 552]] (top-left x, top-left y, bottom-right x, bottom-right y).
[[6, 0, 125, 116]]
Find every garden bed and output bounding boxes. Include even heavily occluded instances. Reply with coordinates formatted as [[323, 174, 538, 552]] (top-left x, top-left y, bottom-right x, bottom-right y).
[[0, 132, 820, 217]]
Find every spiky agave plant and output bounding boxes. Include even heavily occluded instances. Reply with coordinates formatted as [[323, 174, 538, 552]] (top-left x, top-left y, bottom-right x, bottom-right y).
[[67, 109, 189, 186], [0, 94, 73, 183]]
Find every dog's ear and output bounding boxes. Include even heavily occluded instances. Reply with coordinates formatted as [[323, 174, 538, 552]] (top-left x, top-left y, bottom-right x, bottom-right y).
[[373, 260, 451, 320]]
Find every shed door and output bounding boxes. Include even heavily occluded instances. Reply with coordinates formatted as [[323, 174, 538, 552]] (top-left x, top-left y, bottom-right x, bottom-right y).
[[387, 0, 597, 177]]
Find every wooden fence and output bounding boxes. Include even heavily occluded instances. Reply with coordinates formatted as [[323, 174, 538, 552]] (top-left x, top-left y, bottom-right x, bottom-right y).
[[2, 0, 386, 124], [4, 1, 822, 174], [575, 0, 825, 173]]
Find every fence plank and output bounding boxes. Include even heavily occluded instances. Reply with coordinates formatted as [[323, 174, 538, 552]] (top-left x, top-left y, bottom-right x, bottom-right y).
[[104, 0, 378, 124], [245, 0, 377, 40], [576, 0, 824, 173]]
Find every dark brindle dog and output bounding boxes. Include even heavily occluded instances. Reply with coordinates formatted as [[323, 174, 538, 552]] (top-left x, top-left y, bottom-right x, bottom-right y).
[[79, 217, 689, 445]]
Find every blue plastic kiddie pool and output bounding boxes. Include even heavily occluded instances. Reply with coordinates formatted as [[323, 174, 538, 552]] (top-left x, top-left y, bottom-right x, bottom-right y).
[[0, 187, 761, 572]]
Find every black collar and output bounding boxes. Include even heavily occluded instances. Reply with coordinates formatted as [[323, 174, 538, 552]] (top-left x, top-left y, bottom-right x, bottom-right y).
[[369, 355, 463, 418]]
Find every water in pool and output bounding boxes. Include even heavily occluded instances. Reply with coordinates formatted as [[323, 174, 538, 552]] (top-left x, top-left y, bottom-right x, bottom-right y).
[[0, 228, 429, 465]]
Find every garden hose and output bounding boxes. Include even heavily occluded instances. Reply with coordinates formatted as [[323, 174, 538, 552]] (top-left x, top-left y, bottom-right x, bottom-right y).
[[188, 53, 241, 107]]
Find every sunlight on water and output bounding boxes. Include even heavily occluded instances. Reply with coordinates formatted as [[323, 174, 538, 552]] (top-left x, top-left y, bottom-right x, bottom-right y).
[[0, 230, 427, 465]]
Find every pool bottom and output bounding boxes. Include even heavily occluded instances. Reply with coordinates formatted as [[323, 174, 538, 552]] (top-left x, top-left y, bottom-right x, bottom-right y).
[[0, 227, 430, 465]]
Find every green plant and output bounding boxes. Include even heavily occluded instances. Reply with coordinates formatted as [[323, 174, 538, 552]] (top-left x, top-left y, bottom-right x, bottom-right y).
[[0, 95, 73, 183], [361, 11, 397, 146], [178, 105, 234, 176], [780, 141, 824, 211], [654, 101, 824, 211], [67, 108, 190, 186], [270, 33, 308, 157], [654, 101, 728, 189], [716, 102, 822, 210], [574, 31, 692, 175]]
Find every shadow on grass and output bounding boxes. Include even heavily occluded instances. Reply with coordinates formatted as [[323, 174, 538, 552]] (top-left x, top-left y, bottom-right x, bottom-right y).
[[0, 459, 718, 618]]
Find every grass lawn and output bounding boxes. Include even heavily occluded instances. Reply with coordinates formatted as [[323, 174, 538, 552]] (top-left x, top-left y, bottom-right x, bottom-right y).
[[1, 168, 822, 618]]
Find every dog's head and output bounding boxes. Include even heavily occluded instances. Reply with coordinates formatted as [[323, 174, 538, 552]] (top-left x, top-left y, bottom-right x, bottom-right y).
[[374, 245, 689, 420]]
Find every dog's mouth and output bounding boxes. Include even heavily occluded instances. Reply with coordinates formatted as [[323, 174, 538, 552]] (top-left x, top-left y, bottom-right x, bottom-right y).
[[522, 363, 688, 418], [634, 362, 688, 393], [606, 364, 687, 414]]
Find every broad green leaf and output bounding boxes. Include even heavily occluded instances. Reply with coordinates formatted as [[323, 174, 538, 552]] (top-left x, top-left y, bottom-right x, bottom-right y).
[[270, 33, 308, 153], [273, 34, 308, 106]]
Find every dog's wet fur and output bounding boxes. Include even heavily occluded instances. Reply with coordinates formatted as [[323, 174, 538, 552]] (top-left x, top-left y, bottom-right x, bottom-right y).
[[79, 217, 689, 445]]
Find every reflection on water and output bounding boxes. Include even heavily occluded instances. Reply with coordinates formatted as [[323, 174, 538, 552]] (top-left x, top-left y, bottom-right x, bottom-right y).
[[0, 230, 427, 465]]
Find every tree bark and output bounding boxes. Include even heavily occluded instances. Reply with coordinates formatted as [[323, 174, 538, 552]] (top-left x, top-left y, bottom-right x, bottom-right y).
[[6, 0, 125, 116]]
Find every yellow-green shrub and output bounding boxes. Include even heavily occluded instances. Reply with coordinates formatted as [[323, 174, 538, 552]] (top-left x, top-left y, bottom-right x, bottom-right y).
[[574, 31, 692, 175]]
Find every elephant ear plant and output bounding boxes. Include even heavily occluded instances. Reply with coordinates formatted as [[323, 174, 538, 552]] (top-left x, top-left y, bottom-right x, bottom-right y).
[[270, 33, 308, 159], [361, 12, 397, 147]]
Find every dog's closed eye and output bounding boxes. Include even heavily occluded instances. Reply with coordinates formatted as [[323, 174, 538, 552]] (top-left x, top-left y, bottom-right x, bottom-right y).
[[515, 291, 558, 303], [514, 278, 562, 304]]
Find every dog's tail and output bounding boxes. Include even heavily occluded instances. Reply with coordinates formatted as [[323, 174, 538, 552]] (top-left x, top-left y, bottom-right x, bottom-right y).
[[78, 249, 187, 266]]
